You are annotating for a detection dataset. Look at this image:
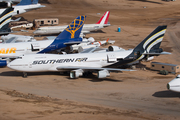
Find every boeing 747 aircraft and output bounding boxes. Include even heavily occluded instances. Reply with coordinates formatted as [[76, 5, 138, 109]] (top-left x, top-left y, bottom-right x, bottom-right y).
[[0, 0, 45, 16], [8, 26, 170, 78], [33, 11, 110, 35], [0, 15, 86, 67]]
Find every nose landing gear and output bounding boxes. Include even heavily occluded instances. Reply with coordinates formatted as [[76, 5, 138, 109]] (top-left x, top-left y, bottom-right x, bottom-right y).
[[22, 72, 27, 78]]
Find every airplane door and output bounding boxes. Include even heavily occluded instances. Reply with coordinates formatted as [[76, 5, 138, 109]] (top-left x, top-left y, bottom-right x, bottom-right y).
[[17, 10, 19, 14], [107, 54, 116, 63]]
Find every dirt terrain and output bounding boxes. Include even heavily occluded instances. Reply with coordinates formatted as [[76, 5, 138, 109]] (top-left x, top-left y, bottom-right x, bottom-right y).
[[1, 0, 180, 120]]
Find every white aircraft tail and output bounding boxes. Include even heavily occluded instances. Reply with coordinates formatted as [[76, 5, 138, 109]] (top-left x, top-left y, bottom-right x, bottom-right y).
[[96, 11, 110, 25]]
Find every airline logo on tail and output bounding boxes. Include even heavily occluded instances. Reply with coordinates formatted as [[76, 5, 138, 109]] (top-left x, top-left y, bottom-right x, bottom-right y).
[[65, 16, 86, 38], [143, 27, 166, 53], [96, 11, 110, 25], [0, 7, 13, 31]]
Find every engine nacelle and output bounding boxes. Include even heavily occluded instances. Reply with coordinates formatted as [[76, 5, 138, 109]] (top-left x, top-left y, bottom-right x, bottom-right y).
[[98, 70, 110, 78], [108, 46, 125, 52], [0, 60, 7, 67], [70, 69, 83, 78], [87, 37, 95, 43]]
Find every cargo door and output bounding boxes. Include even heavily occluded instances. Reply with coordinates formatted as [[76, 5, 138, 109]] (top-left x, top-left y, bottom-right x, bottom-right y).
[[31, 43, 40, 52], [107, 54, 116, 63]]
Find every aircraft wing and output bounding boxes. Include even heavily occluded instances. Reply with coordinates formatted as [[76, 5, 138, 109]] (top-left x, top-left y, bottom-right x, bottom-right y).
[[64, 41, 82, 45], [56, 66, 135, 72]]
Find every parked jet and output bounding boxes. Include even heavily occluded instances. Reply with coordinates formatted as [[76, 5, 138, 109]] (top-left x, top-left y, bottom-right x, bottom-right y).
[[167, 75, 180, 92], [8, 25, 170, 78], [0, 34, 36, 43], [0, 15, 86, 67], [33, 11, 110, 35], [72, 38, 115, 52], [0, 7, 14, 35], [0, 0, 45, 16]]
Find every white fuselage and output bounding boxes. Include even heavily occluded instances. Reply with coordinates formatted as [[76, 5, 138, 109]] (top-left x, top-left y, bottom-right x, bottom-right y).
[[8, 50, 133, 72], [33, 24, 106, 35], [0, 4, 45, 16], [0, 39, 53, 58]]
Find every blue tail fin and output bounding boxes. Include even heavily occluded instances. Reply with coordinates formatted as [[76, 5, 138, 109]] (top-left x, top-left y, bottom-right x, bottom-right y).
[[0, 7, 14, 33], [17, 0, 39, 6], [38, 16, 86, 53], [55, 16, 86, 40]]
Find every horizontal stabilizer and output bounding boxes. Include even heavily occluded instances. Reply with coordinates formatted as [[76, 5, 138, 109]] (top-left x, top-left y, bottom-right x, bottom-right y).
[[143, 52, 171, 55], [64, 41, 82, 45]]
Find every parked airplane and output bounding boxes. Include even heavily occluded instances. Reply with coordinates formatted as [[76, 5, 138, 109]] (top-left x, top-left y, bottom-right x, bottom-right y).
[[0, 7, 14, 35], [0, 34, 36, 43], [8, 25, 170, 78], [0, 15, 86, 67], [33, 11, 110, 35], [167, 75, 180, 92], [71, 38, 115, 52], [0, 0, 45, 16]]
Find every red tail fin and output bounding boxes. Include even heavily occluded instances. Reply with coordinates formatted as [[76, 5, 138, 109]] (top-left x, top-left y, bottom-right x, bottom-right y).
[[96, 11, 110, 25]]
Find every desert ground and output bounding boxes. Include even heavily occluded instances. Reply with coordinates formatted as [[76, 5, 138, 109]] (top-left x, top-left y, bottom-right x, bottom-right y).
[[1, 0, 180, 120]]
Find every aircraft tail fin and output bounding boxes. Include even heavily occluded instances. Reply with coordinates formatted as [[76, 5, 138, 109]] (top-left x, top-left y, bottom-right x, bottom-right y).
[[127, 25, 167, 61], [96, 11, 110, 25], [17, 0, 39, 6], [0, 7, 14, 33], [38, 16, 86, 53], [55, 15, 86, 40]]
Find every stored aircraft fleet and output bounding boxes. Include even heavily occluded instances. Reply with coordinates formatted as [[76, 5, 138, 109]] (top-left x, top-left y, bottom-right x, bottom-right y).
[[0, 0, 178, 92]]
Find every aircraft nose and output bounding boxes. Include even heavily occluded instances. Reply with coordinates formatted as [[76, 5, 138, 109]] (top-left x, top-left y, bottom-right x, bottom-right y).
[[167, 79, 180, 92], [7, 62, 14, 69]]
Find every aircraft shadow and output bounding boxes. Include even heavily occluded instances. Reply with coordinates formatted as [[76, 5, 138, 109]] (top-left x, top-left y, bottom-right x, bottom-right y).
[[1, 71, 123, 82], [152, 90, 180, 98], [128, 0, 162, 4], [0, 71, 60, 77], [88, 78, 123, 82], [89, 30, 106, 33]]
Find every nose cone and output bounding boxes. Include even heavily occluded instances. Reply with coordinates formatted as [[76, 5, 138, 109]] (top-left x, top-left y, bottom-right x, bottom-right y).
[[167, 78, 180, 92]]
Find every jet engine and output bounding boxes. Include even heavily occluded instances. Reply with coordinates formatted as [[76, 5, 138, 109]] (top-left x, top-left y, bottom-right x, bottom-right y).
[[108, 46, 125, 52], [98, 70, 110, 78], [87, 37, 95, 43], [0, 60, 7, 67], [70, 69, 83, 78]]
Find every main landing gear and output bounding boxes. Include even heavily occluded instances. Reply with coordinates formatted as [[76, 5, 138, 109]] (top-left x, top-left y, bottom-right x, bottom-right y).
[[22, 72, 27, 78]]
